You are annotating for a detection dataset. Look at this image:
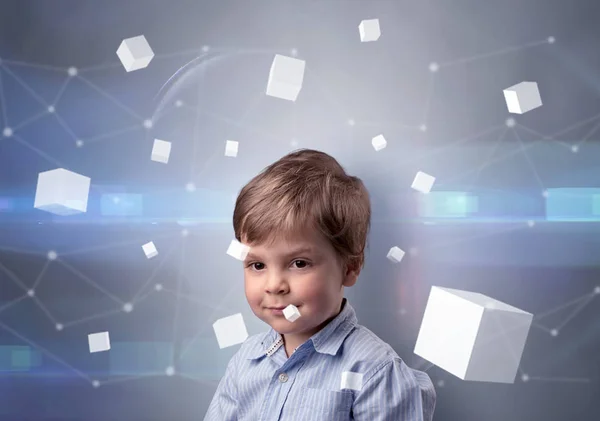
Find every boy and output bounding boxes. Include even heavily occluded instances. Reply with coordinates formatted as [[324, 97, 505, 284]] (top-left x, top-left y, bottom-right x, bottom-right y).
[[204, 149, 436, 420]]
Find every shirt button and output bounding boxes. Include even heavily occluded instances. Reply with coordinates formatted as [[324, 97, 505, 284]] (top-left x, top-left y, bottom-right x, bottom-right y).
[[278, 373, 289, 383]]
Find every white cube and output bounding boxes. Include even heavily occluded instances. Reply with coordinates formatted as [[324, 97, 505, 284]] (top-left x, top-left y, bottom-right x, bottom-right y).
[[226, 239, 250, 261], [283, 304, 301, 322], [414, 286, 533, 383], [266, 54, 305, 102], [151, 139, 171, 164], [213, 313, 249, 349], [116, 35, 154, 72], [386, 246, 405, 263], [225, 140, 239, 158], [142, 241, 158, 259], [88, 331, 110, 353], [503, 81, 542, 114], [411, 171, 435, 194], [372, 134, 387, 151], [359, 19, 381, 42], [34, 168, 91, 215], [340, 371, 364, 391]]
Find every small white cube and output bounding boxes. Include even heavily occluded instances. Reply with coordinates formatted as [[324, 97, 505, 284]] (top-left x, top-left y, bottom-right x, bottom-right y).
[[411, 171, 436, 194], [213, 313, 249, 349], [225, 140, 239, 158], [34, 168, 91, 216], [266, 54, 306, 102], [340, 371, 364, 391], [283, 304, 301, 322], [372, 134, 387, 151], [503, 81, 542, 114], [88, 331, 110, 353], [414, 286, 533, 383], [116, 35, 155, 72], [386, 246, 405, 263], [151, 139, 171, 164], [359, 19, 381, 42], [142, 241, 158, 259], [226, 239, 250, 261]]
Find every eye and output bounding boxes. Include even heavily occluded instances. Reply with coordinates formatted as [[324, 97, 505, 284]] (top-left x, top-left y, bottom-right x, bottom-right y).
[[293, 260, 309, 269], [249, 262, 265, 271]]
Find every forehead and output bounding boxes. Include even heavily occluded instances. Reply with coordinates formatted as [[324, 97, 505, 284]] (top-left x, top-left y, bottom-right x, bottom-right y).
[[243, 229, 327, 258]]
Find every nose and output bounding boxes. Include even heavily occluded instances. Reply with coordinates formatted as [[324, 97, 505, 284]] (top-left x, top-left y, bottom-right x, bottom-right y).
[[264, 270, 289, 294]]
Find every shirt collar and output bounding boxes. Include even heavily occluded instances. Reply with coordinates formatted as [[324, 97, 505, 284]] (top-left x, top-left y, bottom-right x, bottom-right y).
[[246, 297, 357, 360]]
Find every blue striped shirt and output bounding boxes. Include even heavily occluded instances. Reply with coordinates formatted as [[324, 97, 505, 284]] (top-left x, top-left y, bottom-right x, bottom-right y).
[[204, 298, 436, 420]]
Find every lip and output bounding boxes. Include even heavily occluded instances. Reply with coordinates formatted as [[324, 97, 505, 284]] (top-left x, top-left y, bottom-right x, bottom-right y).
[[265, 305, 300, 310]]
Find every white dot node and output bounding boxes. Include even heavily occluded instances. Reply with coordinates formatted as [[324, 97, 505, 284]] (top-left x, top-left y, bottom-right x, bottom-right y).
[[419, 124, 427, 132], [55, 323, 63, 331], [175, 99, 183, 108], [428, 62, 439, 73], [27, 289, 35, 297], [3, 127, 13, 137], [123, 303, 133, 313], [409, 247, 419, 256], [181, 228, 189, 237], [92, 380, 100, 388], [571, 144, 579, 153], [67, 67, 78, 76], [47, 250, 57, 260], [505, 118, 516, 128], [165, 366, 175, 376], [185, 182, 196, 192], [201, 45, 210, 53], [521, 374, 529, 382], [47, 105, 55, 113], [75, 139, 84, 147], [155, 284, 163, 292], [290, 48, 298, 57], [542, 190, 549, 198], [290, 138, 299, 148], [347, 118, 356, 127], [548, 36, 556, 44], [436, 380, 445, 388], [527, 220, 535, 227], [594, 286, 600, 294], [399, 308, 407, 316], [143, 119, 153, 129], [550, 329, 558, 337]]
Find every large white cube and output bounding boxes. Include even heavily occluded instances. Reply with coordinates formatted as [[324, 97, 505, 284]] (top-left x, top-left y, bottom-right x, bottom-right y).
[[116, 35, 155, 72], [386, 246, 405, 263], [372, 134, 387, 151], [34, 168, 91, 215], [88, 331, 111, 353], [266, 54, 305, 102], [151, 139, 171, 163], [283, 304, 301, 322], [142, 241, 158, 259], [411, 171, 435, 194], [340, 371, 364, 391], [226, 239, 250, 261], [225, 140, 239, 157], [414, 286, 533, 383], [213, 313, 249, 349], [359, 19, 381, 42], [503, 81, 542, 114]]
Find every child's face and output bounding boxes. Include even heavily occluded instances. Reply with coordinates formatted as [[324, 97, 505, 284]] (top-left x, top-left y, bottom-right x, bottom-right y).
[[242, 228, 358, 339]]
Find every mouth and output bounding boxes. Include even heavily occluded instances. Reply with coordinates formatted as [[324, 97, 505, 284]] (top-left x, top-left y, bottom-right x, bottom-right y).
[[265, 305, 300, 310]]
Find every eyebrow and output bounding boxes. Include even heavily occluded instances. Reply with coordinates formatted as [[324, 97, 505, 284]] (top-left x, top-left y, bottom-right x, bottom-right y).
[[245, 246, 315, 261]]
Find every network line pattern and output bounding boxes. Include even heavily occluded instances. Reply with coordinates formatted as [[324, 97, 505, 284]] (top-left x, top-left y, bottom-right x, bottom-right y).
[[0, 30, 597, 396]]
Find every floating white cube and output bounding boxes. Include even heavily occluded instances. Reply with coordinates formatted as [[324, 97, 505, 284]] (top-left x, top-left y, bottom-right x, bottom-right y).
[[340, 371, 364, 391], [283, 304, 301, 322], [359, 19, 381, 42], [34, 168, 91, 215], [226, 239, 250, 261], [411, 171, 435, 194], [266, 54, 305, 102], [151, 139, 171, 164], [88, 331, 110, 353], [116, 35, 154, 72], [142, 241, 158, 259], [386, 246, 405, 263], [213, 313, 249, 349], [372, 134, 387, 151], [503, 81, 542, 114], [225, 140, 239, 158], [414, 286, 533, 383]]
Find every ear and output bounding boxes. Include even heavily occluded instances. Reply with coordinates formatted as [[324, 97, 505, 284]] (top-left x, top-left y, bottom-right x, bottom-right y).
[[342, 259, 360, 287]]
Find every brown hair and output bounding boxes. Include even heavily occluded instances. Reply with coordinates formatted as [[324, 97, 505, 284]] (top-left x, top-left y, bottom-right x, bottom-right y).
[[233, 149, 371, 270]]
